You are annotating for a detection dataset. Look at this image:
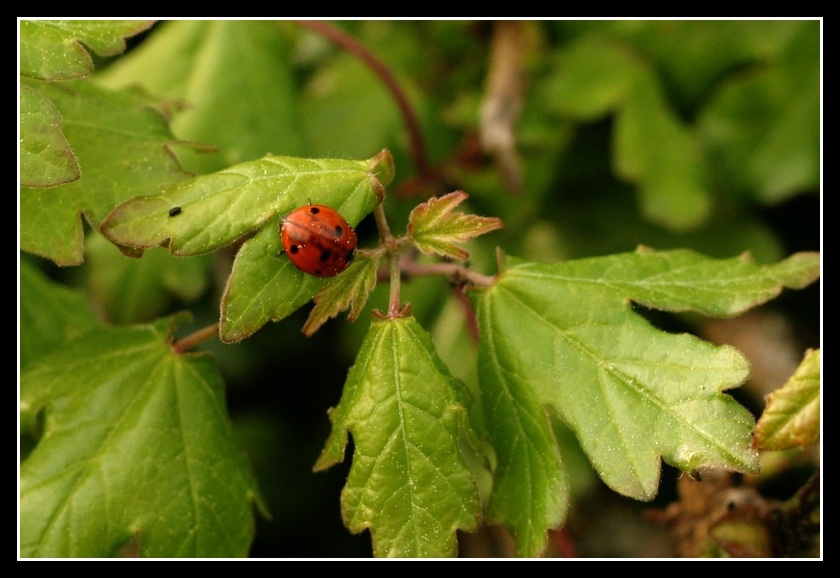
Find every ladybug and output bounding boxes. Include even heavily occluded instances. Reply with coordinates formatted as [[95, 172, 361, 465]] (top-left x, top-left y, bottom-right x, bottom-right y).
[[280, 204, 358, 277]]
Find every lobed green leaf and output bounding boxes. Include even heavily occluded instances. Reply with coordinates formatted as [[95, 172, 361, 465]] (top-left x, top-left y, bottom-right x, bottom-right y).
[[20, 19, 154, 80], [20, 317, 259, 558], [102, 153, 390, 256], [315, 317, 481, 557], [20, 79, 192, 266], [471, 248, 819, 556]]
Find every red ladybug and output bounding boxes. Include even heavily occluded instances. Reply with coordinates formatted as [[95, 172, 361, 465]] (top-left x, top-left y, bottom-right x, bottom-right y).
[[280, 204, 358, 277]]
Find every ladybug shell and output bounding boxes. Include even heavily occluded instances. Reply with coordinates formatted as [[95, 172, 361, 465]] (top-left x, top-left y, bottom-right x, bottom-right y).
[[280, 204, 358, 277]]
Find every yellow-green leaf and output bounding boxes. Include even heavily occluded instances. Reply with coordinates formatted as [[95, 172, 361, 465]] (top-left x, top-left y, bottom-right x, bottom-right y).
[[315, 317, 480, 557], [302, 252, 381, 336], [754, 348, 820, 450], [408, 191, 504, 260], [20, 19, 154, 80]]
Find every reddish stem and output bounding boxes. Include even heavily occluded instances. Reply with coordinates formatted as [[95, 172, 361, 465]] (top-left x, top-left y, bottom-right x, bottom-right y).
[[171, 323, 219, 354], [294, 20, 434, 182]]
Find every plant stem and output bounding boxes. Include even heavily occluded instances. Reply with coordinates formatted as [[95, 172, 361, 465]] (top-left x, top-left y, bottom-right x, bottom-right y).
[[171, 323, 219, 354], [294, 20, 434, 183], [401, 260, 497, 288]]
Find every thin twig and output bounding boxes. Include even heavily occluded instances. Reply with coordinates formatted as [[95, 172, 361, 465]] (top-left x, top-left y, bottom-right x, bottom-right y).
[[294, 20, 434, 182], [171, 323, 219, 354]]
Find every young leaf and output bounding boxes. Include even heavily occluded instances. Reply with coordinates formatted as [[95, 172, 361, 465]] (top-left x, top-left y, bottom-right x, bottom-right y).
[[408, 191, 504, 260], [20, 79, 192, 266], [302, 251, 382, 336], [471, 248, 819, 557], [19, 19, 154, 81], [315, 317, 481, 558], [20, 85, 80, 187], [20, 317, 259, 558], [754, 348, 820, 450]]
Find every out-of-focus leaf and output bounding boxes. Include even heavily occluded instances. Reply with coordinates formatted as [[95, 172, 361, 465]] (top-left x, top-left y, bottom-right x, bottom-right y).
[[300, 53, 404, 160], [613, 72, 710, 231], [19, 259, 102, 369], [20, 85, 80, 187], [541, 35, 711, 231], [19, 79, 192, 266], [699, 21, 820, 204], [85, 232, 212, 324], [97, 20, 306, 174], [754, 348, 820, 450], [20, 317, 259, 557], [315, 316, 480, 557], [472, 248, 819, 556], [19, 19, 154, 80], [539, 36, 638, 120]]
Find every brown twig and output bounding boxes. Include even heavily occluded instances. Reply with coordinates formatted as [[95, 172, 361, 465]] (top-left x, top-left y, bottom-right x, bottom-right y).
[[171, 323, 219, 354]]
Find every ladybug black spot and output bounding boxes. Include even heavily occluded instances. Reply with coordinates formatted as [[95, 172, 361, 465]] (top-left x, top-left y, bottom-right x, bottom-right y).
[[319, 250, 333, 263], [309, 206, 321, 215], [289, 245, 301, 254]]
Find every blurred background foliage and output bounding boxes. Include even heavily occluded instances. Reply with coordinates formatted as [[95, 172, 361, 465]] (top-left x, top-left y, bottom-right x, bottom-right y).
[[33, 19, 819, 557]]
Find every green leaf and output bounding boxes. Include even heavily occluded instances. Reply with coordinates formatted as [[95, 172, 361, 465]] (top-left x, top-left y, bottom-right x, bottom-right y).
[[302, 251, 382, 336], [540, 36, 638, 120], [19, 259, 102, 369], [97, 20, 306, 174], [102, 150, 392, 343], [408, 191, 504, 261], [614, 72, 711, 231], [540, 34, 711, 231], [300, 51, 405, 160], [472, 248, 819, 557], [699, 21, 820, 203], [20, 317, 258, 558], [315, 317, 480, 558], [19, 19, 154, 80], [102, 152, 391, 256], [754, 348, 820, 450], [20, 79, 192, 266], [20, 85, 80, 187]]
